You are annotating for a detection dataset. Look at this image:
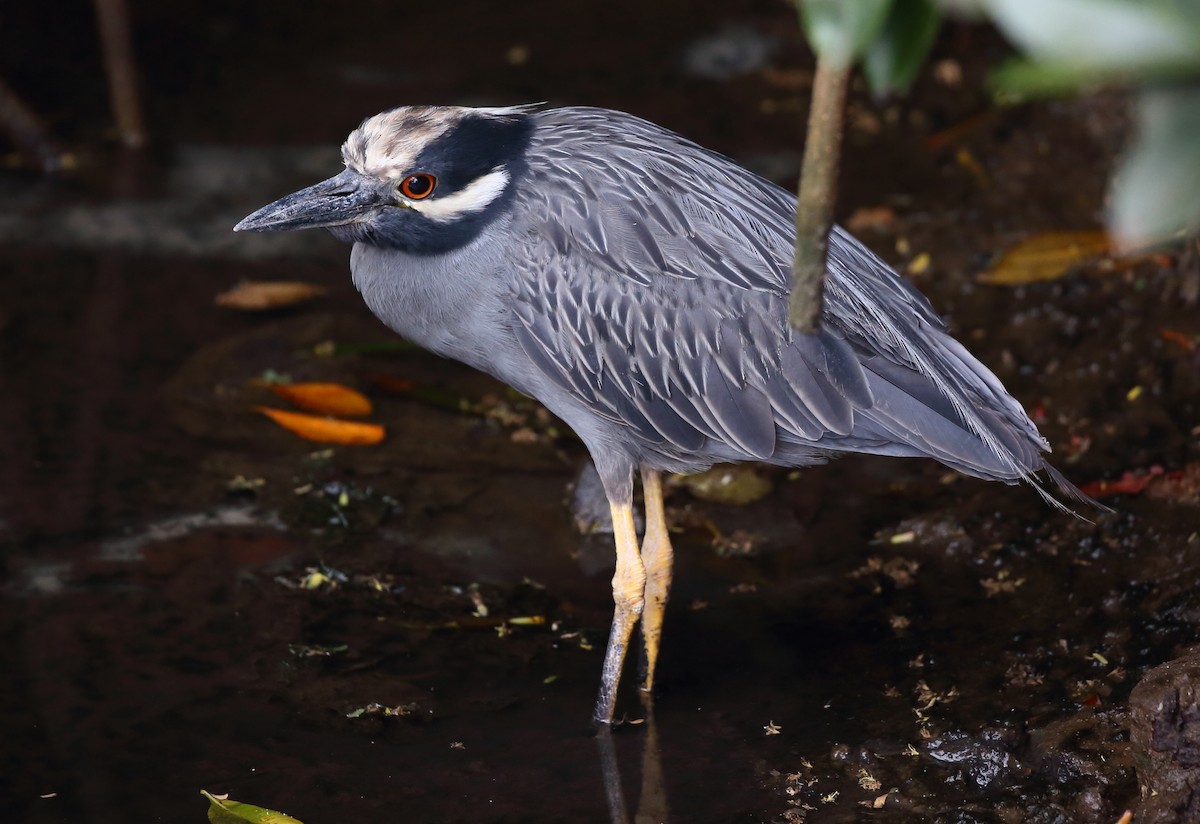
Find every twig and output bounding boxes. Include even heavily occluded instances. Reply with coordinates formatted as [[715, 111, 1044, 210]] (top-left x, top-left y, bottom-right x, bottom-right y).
[[93, 0, 145, 148], [0, 77, 70, 171]]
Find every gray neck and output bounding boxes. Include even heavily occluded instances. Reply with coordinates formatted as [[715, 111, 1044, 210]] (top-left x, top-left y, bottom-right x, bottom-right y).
[[348, 220, 516, 376]]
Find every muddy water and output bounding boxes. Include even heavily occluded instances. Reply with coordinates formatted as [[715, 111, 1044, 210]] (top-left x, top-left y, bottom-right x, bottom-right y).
[[4, 3, 1200, 823]]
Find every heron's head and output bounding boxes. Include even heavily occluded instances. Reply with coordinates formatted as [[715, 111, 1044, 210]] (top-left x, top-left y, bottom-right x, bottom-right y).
[[235, 105, 535, 253]]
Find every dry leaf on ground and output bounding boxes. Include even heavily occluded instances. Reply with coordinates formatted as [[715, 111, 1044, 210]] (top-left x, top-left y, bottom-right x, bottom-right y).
[[979, 231, 1110, 285], [215, 281, 326, 310], [269, 382, 373, 417], [845, 206, 897, 235], [1079, 466, 1164, 499], [254, 406, 384, 445]]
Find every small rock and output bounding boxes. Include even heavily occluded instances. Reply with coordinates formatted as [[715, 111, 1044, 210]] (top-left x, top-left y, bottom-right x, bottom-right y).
[[1130, 653, 1200, 823], [924, 729, 1023, 793]]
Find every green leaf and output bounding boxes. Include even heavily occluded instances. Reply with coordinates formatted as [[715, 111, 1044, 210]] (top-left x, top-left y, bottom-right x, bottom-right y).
[[864, 0, 943, 96], [201, 790, 304, 824], [981, 0, 1200, 74], [798, 0, 895, 67], [991, 57, 1200, 98], [934, 0, 988, 19], [1110, 86, 1200, 250]]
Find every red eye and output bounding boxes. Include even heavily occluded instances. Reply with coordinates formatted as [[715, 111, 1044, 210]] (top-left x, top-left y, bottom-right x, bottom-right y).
[[399, 173, 437, 200]]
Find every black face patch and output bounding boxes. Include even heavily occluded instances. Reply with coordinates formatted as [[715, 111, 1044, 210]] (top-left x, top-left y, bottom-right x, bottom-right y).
[[337, 111, 535, 255], [411, 112, 534, 194]]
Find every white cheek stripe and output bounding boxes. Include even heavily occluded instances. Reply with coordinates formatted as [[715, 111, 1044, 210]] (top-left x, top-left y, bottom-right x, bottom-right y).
[[409, 167, 510, 221]]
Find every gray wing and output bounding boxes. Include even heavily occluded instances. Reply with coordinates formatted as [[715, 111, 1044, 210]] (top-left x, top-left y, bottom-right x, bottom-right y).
[[508, 107, 1052, 485]]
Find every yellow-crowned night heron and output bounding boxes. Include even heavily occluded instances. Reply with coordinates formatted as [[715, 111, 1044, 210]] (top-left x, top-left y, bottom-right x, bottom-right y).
[[236, 105, 1090, 725]]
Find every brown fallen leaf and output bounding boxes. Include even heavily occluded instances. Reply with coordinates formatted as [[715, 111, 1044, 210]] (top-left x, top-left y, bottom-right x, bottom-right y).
[[254, 406, 384, 445], [269, 382, 373, 417], [979, 231, 1110, 285], [845, 206, 897, 235], [215, 280, 326, 310]]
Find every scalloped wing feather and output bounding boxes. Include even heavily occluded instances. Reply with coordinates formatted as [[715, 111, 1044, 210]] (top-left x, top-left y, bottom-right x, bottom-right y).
[[505, 107, 1070, 498]]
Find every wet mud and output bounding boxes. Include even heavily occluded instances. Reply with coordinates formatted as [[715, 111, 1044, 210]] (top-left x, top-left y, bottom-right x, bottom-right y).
[[3, 3, 1200, 822]]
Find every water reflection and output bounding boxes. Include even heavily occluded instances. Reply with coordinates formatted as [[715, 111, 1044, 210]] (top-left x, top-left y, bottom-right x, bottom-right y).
[[597, 702, 670, 824]]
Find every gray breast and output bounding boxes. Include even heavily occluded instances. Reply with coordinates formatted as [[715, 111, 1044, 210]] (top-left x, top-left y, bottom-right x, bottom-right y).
[[350, 222, 569, 410]]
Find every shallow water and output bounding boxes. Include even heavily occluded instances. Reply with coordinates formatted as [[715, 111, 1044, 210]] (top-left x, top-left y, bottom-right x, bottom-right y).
[[4, 3, 1200, 823]]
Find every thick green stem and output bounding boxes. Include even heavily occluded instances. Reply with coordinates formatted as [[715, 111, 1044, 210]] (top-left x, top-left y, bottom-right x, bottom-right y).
[[788, 56, 849, 333]]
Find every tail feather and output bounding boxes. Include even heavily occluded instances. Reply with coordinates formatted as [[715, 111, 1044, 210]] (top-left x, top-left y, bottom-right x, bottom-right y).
[[821, 227, 1107, 518]]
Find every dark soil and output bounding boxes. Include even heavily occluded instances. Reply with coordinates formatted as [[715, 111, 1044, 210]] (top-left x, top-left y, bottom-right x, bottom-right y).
[[3, 3, 1200, 823]]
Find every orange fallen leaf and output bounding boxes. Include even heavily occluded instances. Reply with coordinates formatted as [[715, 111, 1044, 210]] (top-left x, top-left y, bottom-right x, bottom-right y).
[[979, 231, 1111, 285], [1078, 466, 1164, 499], [845, 206, 897, 235], [269, 382, 373, 417], [216, 281, 326, 311], [254, 406, 384, 445], [1161, 329, 1197, 352]]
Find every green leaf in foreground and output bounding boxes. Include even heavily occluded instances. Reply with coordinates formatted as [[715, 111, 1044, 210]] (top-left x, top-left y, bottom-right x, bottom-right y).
[[797, 0, 895, 67], [864, 0, 942, 96], [982, 0, 1200, 96], [989, 56, 1200, 98], [201, 790, 304, 824], [981, 0, 1200, 68], [1110, 86, 1200, 250]]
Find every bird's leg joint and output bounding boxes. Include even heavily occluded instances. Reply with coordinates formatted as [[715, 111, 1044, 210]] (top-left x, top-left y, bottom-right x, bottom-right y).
[[611, 562, 647, 616]]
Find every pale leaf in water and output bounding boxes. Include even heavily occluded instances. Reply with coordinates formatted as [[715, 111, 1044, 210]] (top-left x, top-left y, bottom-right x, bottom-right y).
[[979, 230, 1110, 285], [673, 465, 773, 505]]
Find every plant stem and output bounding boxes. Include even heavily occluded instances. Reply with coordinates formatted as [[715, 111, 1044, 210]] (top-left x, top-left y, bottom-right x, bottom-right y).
[[788, 56, 849, 333]]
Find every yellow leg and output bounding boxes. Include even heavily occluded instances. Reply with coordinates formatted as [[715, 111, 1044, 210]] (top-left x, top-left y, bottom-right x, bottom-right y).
[[594, 501, 646, 725], [638, 467, 674, 695]]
